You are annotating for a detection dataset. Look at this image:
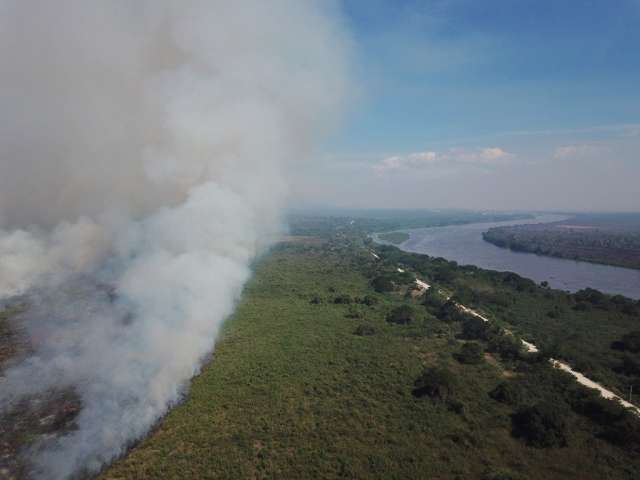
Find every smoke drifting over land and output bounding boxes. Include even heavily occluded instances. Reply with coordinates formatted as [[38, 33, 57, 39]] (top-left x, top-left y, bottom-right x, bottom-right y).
[[0, 1, 349, 477]]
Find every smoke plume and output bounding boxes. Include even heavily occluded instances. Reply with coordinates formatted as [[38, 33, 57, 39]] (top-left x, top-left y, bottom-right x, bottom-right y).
[[0, 1, 350, 477]]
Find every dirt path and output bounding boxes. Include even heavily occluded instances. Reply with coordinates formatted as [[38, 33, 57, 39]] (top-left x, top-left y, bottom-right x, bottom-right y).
[[413, 275, 640, 415]]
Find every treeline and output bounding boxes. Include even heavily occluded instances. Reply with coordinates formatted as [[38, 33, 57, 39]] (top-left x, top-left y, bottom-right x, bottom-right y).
[[335, 237, 640, 460], [483, 223, 640, 270]]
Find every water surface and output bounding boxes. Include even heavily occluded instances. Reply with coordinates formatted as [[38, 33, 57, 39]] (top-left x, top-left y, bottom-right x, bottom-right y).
[[377, 215, 640, 299]]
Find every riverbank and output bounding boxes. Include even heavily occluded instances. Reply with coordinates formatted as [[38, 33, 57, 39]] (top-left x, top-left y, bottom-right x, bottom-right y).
[[482, 222, 640, 270], [377, 215, 640, 299]]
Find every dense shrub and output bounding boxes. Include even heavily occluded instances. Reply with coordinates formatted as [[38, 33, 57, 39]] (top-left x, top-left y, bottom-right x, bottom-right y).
[[574, 288, 608, 309], [334, 295, 352, 304], [345, 305, 364, 319], [489, 382, 524, 405], [435, 301, 471, 323], [569, 390, 629, 425], [512, 401, 569, 448], [309, 294, 322, 304], [488, 334, 522, 361], [422, 289, 446, 311], [451, 285, 480, 307], [613, 355, 640, 376], [611, 330, 640, 353], [572, 302, 590, 312], [412, 366, 457, 400], [432, 266, 455, 283], [600, 416, 640, 449], [387, 305, 416, 325], [501, 272, 536, 292], [372, 276, 394, 293], [460, 316, 490, 340], [456, 342, 484, 364], [446, 399, 465, 415], [361, 295, 378, 306], [354, 324, 376, 336]]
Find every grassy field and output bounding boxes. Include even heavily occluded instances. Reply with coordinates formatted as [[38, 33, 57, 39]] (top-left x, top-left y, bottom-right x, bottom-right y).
[[377, 231, 410, 245], [101, 240, 640, 480]]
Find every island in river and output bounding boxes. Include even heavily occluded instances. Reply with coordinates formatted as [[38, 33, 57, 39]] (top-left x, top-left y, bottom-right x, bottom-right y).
[[482, 213, 640, 270]]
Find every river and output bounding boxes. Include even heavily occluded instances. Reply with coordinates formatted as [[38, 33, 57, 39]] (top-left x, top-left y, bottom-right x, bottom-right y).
[[375, 214, 640, 299]]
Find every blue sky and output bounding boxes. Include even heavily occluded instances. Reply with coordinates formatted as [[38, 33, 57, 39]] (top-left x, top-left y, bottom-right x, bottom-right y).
[[294, 0, 640, 211]]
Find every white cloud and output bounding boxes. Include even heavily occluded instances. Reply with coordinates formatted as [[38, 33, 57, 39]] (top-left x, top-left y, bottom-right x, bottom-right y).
[[553, 144, 605, 159], [373, 147, 512, 174]]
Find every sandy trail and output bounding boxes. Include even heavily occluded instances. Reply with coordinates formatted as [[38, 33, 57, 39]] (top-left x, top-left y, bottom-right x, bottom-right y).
[[412, 274, 640, 415]]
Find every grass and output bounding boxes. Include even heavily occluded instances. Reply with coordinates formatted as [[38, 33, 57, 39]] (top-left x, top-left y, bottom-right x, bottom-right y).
[[377, 231, 410, 245], [101, 242, 640, 480]]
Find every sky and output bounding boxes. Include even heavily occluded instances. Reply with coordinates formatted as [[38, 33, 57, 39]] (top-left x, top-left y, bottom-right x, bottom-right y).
[[291, 0, 640, 212]]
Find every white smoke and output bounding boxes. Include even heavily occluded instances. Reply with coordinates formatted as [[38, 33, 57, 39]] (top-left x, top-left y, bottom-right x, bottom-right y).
[[0, 1, 350, 477]]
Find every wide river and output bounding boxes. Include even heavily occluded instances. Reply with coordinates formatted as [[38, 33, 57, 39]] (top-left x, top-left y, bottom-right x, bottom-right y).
[[376, 214, 640, 299]]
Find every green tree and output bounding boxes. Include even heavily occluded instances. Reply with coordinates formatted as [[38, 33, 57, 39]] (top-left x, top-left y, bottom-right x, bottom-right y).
[[412, 366, 457, 401], [386, 305, 416, 325], [456, 342, 484, 364], [512, 401, 569, 448]]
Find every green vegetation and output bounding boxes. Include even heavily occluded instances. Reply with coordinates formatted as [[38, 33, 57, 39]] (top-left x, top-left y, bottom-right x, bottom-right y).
[[288, 210, 532, 237], [456, 342, 485, 364], [386, 305, 416, 324], [378, 231, 410, 244], [483, 214, 640, 269], [100, 219, 640, 479]]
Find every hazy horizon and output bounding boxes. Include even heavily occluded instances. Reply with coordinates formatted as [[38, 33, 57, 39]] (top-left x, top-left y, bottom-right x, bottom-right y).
[[289, 0, 640, 213]]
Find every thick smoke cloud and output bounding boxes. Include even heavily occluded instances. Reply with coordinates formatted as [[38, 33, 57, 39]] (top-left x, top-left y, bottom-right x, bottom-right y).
[[0, 1, 349, 477]]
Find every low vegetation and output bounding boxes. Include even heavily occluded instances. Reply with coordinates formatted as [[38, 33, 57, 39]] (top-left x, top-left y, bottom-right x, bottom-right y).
[[378, 231, 410, 244], [99, 217, 640, 479]]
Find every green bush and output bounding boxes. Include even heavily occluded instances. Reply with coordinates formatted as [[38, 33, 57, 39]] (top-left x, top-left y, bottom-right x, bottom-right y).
[[361, 295, 378, 306], [372, 276, 394, 293], [353, 324, 376, 336], [345, 305, 364, 319], [435, 301, 471, 323], [512, 401, 569, 448], [489, 382, 523, 405], [600, 416, 640, 450], [334, 294, 352, 304], [611, 330, 640, 353], [460, 316, 490, 340], [422, 289, 446, 312], [456, 342, 484, 364], [412, 366, 457, 401], [387, 305, 416, 325], [488, 334, 522, 361]]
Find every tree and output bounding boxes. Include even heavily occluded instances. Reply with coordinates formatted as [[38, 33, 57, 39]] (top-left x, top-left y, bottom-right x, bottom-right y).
[[456, 342, 484, 364], [422, 288, 446, 312], [412, 366, 457, 400], [461, 316, 490, 340], [362, 295, 378, 306], [512, 401, 569, 448], [354, 324, 376, 336], [489, 382, 523, 405], [372, 276, 394, 293], [386, 305, 415, 325], [488, 334, 522, 361], [612, 330, 640, 353], [333, 294, 352, 304]]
